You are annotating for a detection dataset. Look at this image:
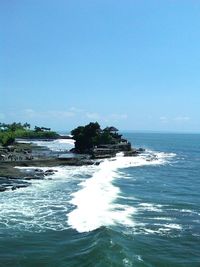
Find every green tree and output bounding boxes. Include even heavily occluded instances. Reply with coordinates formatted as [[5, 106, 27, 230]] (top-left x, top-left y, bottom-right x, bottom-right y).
[[0, 132, 15, 146], [23, 122, 31, 129], [71, 122, 101, 153]]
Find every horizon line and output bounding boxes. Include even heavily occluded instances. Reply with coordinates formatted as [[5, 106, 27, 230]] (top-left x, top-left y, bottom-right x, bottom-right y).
[[59, 129, 200, 135]]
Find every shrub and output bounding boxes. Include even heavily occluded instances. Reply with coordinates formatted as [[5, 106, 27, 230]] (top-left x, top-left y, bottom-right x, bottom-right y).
[[0, 131, 15, 146]]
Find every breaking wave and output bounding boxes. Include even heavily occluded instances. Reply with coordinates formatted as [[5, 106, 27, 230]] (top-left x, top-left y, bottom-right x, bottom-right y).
[[0, 150, 177, 234], [67, 151, 175, 233]]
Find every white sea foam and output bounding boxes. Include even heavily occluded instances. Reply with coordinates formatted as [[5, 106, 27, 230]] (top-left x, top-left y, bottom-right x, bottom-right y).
[[0, 150, 175, 234], [153, 223, 182, 229], [67, 151, 175, 233], [17, 138, 74, 151], [123, 258, 133, 267], [140, 225, 181, 235], [170, 208, 200, 216], [130, 221, 182, 236], [0, 166, 86, 232], [138, 203, 163, 212], [164, 223, 182, 230], [152, 217, 173, 221], [68, 159, 136, 233]]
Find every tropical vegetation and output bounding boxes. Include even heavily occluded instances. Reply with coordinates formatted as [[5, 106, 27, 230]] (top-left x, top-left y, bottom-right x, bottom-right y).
[[0, 122, 59, 146], [71, 122, 123, 153]]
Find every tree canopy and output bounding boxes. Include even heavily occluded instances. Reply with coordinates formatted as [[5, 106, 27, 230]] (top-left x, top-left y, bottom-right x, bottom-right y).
[[0, 122, 58, 146], [71, 122, 123, 153]]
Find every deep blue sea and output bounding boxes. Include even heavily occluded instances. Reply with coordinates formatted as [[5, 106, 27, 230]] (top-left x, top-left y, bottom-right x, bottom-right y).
[[0, 133, 199, 267]]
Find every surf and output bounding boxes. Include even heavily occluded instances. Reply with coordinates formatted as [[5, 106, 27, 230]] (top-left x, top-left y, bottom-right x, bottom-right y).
[[67, 151, 175, 233]]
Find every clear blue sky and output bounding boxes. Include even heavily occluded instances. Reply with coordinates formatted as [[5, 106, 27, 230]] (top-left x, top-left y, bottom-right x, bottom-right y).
[[1, 0, 200, 132]]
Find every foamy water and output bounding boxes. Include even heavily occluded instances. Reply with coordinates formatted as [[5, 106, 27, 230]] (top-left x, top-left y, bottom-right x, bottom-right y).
[[1, 133, 200, 267], [67, 151, 175, 232], [17, 138, 74, 151], [0, 150, 176, 234], [0, 166, 92, 232]]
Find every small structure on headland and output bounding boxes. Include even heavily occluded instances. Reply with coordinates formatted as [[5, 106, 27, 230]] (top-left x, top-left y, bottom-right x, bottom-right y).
[[0, 121, 145, 192], [70, 122, 143, 159]]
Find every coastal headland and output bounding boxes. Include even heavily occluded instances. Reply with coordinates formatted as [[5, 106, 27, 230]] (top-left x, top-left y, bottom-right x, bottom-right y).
[[0, 122, 144, 192]]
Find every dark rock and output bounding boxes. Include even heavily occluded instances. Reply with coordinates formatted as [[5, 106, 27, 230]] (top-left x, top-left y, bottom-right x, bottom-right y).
[[11, 184, 28, 191], [123, 150, 138, 156], [94, 161, 101, 166], [81, 159, 95, 165], [44, 169, 56, 176], [0, 187, 6, 192], [32, 175, 44, 180], [45, 169, 55, 173], [146, 154, 158, 161], [0, 176, 30, 192], [24, 176, 34, 180], [57, 135, 72, 139], [137, 148, 145, 152]]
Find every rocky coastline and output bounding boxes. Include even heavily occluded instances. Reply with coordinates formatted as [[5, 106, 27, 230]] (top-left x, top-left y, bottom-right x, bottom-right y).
[[0, 139, 144, 193], [0, 122, 146, 192]]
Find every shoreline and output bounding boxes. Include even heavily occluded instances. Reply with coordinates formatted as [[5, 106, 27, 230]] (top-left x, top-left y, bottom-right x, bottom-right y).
[[0, 139, 144, 192], [0, 140, 105, 192]]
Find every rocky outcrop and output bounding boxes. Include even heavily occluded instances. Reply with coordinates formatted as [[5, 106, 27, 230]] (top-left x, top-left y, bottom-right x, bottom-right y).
[[0, 144, 33, 162], [0, 176, 30, 192], [91, 142, 132, 159], [0, 127, 146, 193], [0, 168, 59, 192]]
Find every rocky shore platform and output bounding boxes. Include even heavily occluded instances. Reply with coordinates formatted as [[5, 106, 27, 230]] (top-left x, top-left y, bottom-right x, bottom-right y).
[[0, 143, 93, 192], [0, 141, 144, 193]]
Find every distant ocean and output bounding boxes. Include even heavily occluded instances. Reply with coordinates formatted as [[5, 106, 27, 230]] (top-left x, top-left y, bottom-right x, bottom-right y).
[[0, 133, 199, 267]]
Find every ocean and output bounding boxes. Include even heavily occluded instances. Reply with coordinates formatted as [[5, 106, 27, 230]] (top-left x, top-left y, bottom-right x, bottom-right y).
[[0, 133, 199, 267]]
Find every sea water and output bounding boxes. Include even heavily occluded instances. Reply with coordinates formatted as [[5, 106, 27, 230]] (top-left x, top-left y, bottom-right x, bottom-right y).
[[0, 133, 199, 267]]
